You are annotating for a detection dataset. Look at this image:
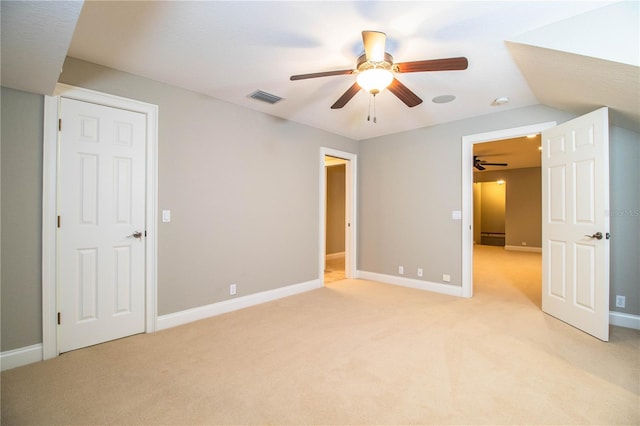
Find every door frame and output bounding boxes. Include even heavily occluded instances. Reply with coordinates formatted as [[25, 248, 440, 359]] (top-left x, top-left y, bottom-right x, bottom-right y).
[[461, 121, 556, 297], [319, 148, 357, 282], [42, 83, 158, 360]]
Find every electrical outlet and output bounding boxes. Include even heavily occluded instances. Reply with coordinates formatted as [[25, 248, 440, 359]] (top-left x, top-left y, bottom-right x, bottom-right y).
[[616, 295, 625, 308], [442, 274, 451, 283], [230, 284, 237, 296], [398, 266, 404, 275], [417, 268, 423, 277], [522, 242, 527, 246]]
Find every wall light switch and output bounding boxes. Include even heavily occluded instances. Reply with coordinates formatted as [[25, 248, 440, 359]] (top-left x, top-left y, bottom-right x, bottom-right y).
[[452, 210, 462, 220], [162, 210, 171, 223]]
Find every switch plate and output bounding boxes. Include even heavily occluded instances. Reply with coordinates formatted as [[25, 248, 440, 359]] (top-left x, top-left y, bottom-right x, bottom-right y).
[[417, 268, 423, 277], [162, 210, 171, 223], [398, 266, 404, 275], [452, 210, 462, 220], [616, 295, 625, 308], [230, 284, 237, 296]]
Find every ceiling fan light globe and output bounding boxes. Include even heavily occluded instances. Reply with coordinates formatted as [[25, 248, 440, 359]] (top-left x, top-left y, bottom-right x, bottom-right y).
[[356, 69, 394, 94]]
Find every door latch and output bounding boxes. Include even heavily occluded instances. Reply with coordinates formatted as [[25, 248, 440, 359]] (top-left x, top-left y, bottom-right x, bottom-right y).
[[584, 232, 603, 240]]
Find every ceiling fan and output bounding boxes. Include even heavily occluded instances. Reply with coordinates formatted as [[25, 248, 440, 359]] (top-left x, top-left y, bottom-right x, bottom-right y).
[[474, 156, 509, 171], [290, 31, 468, 110]]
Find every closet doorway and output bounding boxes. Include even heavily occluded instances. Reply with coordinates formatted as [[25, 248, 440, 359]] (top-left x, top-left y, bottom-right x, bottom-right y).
[[319, 148, 357, 285], [325, 156, 347, 283]]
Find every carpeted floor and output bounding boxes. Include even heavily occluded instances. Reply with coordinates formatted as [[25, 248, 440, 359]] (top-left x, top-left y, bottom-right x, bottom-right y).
[[2, 246, 638, 424]]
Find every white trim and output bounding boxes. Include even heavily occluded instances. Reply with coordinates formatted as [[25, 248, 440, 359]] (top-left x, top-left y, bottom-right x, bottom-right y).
[[1, 344, 43, 371], [320, 148, 357, 283], [326, 251, 345, 260], [356, 270, 463, 297], [609, 312, 640, 330], [504, 245, 542, 253], [157, 279, 322, 330], [42, 96, 59, 360], [461, 122, 556, 299], [42, 84, 158, 360]]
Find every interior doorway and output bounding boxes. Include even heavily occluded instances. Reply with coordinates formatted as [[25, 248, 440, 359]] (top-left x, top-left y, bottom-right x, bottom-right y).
[[325, 156, 347, 283], [461, 122, 555, 297], [319, 148, 357, 284], [472, 135, 543, 298]]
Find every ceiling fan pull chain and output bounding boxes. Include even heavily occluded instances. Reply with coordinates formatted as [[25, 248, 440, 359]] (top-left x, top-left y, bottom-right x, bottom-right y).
[[367, 95, 371, 122], [373, 94, 377, 123]]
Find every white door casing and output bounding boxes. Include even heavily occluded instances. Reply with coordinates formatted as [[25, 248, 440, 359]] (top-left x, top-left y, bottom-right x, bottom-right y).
[[541, 107, 610, 341], [43, 84, 158, 359], [58, 98, 146, 352]]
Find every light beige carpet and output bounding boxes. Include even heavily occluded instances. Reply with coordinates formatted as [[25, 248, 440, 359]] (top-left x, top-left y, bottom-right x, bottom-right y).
[[2, 246, 639, 425]]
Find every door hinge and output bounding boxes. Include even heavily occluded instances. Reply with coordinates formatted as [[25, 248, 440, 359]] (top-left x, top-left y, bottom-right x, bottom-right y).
[[144, 230, 147, 237], [57, 312, 61, 325], [58, 118, 62, 132], [57, 215, 61, 228]]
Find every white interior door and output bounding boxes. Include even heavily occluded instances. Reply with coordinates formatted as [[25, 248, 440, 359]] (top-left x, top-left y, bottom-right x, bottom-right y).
[[58, 98, 147, 352], [542, 107, 610, 341]]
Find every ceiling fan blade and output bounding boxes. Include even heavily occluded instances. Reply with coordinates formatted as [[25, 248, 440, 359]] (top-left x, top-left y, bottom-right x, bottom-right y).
[[474, 164, 486, 171], [362, 30, 386, 62], [331, 82, 361, 109], [395, 57, 468, 73], [290, 69, 355, 81], [482, 162, 509, 166], [387, 78, 423, 107]]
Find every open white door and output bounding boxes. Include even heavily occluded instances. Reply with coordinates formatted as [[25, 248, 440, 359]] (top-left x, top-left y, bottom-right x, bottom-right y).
[[542, 107, 610, 341]]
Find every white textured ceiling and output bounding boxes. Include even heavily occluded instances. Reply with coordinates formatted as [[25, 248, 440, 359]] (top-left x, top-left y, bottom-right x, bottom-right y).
[[1, 1, 82, 94], [64, 1, 621, 140], [3, 1, 636, 140]]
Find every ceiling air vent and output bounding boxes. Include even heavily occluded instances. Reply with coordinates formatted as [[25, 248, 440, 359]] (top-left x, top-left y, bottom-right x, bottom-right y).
[[249, 90, 283, 105]]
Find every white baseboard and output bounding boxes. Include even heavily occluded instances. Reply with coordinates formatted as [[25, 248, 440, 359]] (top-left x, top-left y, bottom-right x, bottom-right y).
[[609, 311, 640, 330], [326, 251, 345, 260], [356, 270, 463, 297], [1, 344, 43, 371], [504, 245, 542, 253], [157, 279, 322, 331]]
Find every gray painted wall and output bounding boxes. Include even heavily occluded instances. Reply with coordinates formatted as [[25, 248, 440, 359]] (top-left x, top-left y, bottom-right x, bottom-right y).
[[609, 126, 640, 315], [357, 104, 640, 313], [1, 88, 44, 350], [0, 58, 358, 351], [326, 164, 346, 255], [479, 181, 506, 236], [357, 105, 576, 286], [475, 167, 542, 248], [1, 61, 638, 353]]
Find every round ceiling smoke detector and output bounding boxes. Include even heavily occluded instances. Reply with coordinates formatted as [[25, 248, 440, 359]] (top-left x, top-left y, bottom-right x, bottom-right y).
[[432, 95, 456, 104], [492, 97, 509, 106]]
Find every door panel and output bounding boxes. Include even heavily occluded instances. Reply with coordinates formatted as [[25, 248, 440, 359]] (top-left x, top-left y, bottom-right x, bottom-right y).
[[542, 107, 609, 341], [58, 98, 147, 353]]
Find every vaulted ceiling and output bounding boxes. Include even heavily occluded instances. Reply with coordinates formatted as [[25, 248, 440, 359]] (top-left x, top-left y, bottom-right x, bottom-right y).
[[2, 1, 638, 141]]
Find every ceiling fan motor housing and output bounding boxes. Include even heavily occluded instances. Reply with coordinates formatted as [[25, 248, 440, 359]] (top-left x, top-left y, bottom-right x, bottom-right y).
[[356, 52, 395, 72]]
